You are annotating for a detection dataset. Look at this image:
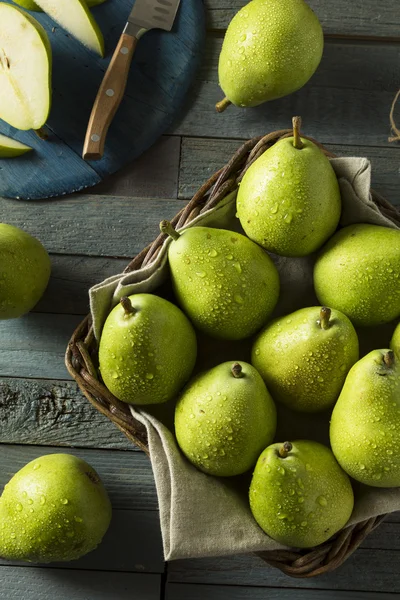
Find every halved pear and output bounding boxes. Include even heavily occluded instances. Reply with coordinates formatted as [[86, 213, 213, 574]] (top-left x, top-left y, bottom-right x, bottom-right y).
[[0, 134, 33, 158], [0, 4, 52, 131], [13, 0, 108, 12], [34, 0, 105, 57]]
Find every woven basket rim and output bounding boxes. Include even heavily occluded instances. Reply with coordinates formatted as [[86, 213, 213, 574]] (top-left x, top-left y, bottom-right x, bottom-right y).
[[65, 125, 400, 578]]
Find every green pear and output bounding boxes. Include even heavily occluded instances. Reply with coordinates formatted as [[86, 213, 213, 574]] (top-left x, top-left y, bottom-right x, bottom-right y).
[[0, 223, 51, 319], [249, 440, 354, 548], [160, 222, 280, 340], [99, 294, 197, 405], [237, 117, 341, 257], [0, 134, 32, 158], [0, 454, 112, 563], [252, 307, 359, 412], [13, 0, 107, 10], [34, 0, 105, 57], [314, 224, 400, 327], [216, 0, 323, 112], [391, 323, 400, 358], [0, 4, 52, 131], [175, 361, 276, 476], [330, 350, 400, 487]]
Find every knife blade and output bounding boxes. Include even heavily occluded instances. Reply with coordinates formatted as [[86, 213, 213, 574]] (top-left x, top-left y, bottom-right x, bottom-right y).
[[83, 0, 181, 161]]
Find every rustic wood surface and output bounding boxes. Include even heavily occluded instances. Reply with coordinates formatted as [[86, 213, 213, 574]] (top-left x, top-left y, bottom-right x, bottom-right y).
[[1, 0, 400, 597]]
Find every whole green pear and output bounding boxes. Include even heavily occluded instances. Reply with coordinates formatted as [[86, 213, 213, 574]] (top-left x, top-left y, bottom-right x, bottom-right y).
[[0, 223, 51, 319], [0, 454, 112, 563], [330, 350, 400, 487], [252, 307, 359, 412], [314, 224, 400, 327], [391, 323, 400, 358], [216, 0, 323, 111], [237, 118, 341, 257], [161, 222, 280, 340], [99, 294, 197, 405], [175, 361, 277, 476], [249, 440, 354, 548]]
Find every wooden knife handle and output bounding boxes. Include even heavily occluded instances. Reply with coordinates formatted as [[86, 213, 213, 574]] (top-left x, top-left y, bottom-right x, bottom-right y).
[[83, 33, 138, 161]]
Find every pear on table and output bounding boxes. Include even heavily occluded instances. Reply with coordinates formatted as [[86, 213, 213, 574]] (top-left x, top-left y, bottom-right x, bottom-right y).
[[175, 361, 277, 476], [99, 294, 197, 405], [0, 134, 32, 158], [34, 0, 105, 57], [249, 440, 354, 548], [237, 117, 341, 257], [0, 454, 112, 563], [252, 306, 359, 413], [161, 221, 280, 340], [0, 4, 51, 131], [314, 224, 400, 326], [216, 0, 323, 112], [330, 350, 400, 487]]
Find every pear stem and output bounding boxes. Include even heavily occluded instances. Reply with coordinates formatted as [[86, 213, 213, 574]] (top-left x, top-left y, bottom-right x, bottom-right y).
[[160, 220, 180, 241], [34, 127, 48, 141], [120, 296, 137, 316], [231, 363, 244, 378], [319, 307, 332, 330], [383, 350, 395, 368], [279, 442, 293, 458], [292, 116, 304, 149], [216, 97, 232, 113]]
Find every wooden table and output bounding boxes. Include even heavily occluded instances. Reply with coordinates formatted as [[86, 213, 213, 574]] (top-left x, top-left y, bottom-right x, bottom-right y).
[[1, 1, 400, 598]]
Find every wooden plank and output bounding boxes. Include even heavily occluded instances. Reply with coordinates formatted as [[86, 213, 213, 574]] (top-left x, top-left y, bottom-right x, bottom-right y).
[[0, 568, 160, 600], [34, 255, 127, 316], [0, 378, 135, 451], [0, 510, 163, 574], [166, 583, 399, 600], [170, 37, 400, 148], [0, 313, 81, 380], [0, 445, 158, 511], [205, 0, 400, 38], [179, 138, 400, 207], [88, 136, 181, 199], [167, 548, 400, 593], [0, 195, 183, 258]]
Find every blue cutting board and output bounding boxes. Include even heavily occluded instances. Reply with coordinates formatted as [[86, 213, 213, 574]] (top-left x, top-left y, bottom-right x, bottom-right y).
[[0, 0, 205, 200]]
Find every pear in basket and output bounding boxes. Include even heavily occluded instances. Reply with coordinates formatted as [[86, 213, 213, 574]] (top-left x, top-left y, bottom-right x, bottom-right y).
[[330, 349, 400, 487], [161, 221, 280, 340], [250, 441, 354, 548]]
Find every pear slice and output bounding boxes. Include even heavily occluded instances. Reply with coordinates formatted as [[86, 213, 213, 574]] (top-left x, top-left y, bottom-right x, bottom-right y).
[[0, 134, 33, 158], [34, 0, 105, 57], [0, 4, 52, 131], [13, 0, 108, 12]]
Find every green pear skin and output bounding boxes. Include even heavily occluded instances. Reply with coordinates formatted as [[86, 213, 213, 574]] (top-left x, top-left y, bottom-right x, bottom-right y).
[[237, 125, 341, 257], [175, 362, 277, 476], [249, 440, 354, 548], [217, 0, 323, 109], [314, 224, 400, 327], [0, 454, 112, 563], [99, 294, 197, 405], [13, 0, 106, 10], [330, 350, 400, 487], [0, 223, 51, 319], [252, 307, 359, 412], [391, 323, 400, 358], [162, 223, 280, 340]]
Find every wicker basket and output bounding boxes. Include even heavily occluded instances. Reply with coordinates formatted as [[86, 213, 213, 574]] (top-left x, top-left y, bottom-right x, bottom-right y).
[[66, 126, 400, 578]]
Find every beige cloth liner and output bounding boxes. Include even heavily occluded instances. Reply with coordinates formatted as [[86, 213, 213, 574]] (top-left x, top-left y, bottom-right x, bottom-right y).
[[89, 157, 400, 560]]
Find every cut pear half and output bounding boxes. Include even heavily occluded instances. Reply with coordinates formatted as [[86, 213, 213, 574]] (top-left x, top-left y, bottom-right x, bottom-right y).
[[0, 133, 33, 158], [13, 0, 108, 12], [0, 4, 52, 131], [34, 0, 105, 57]]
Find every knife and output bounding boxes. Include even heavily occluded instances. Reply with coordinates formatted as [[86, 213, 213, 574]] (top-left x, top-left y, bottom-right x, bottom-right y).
[[83, 0, 181, 161]]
